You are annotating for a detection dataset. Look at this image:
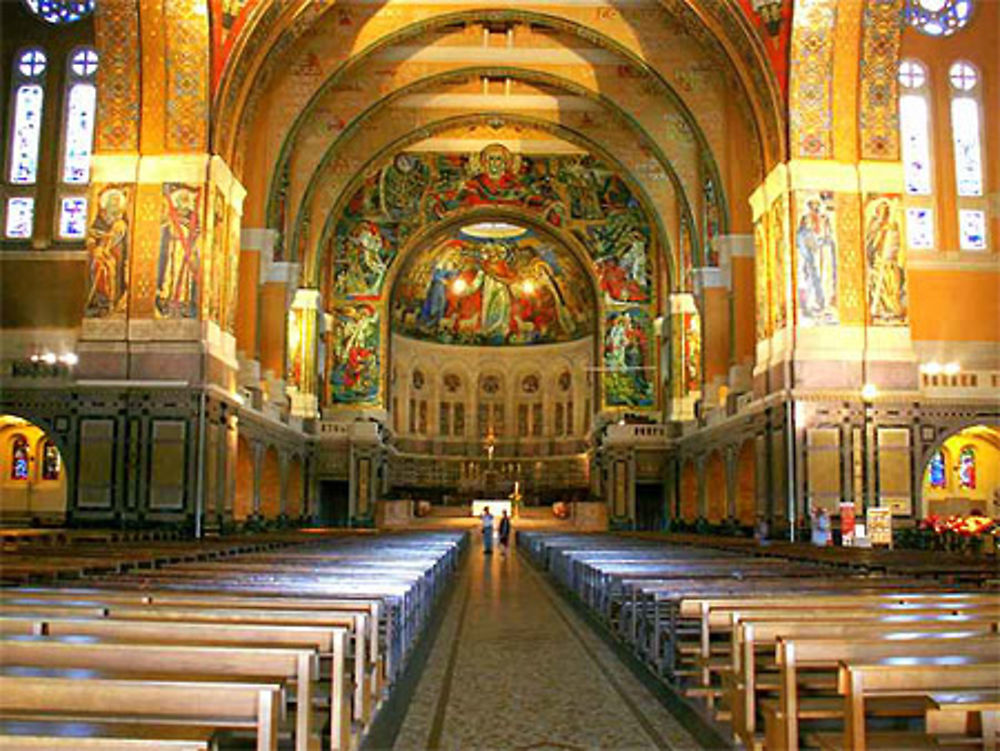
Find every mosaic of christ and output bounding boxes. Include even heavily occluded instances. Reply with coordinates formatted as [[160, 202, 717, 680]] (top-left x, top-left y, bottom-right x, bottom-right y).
[[391, 223, 596, 346]]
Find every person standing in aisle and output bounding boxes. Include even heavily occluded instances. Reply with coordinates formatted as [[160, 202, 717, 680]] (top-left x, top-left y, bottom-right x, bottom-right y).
[[498, 509, 512, 556], [481, 506, 495, 555]]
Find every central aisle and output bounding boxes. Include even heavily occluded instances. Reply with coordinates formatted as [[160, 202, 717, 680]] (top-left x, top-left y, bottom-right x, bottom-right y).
[[392, 534, 701, 750]]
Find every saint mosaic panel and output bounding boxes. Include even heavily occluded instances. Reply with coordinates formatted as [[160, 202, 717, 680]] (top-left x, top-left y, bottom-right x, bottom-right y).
[[863, 194, 907, 326], [85, 184, 131, 318], [794, 191, 839, 326]]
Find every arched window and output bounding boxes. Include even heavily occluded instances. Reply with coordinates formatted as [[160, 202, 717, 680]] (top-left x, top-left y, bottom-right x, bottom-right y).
[[5, 48, 47, 239], [898, 59, 935, 251], [41, 439, 61, 481], [948, 61, 987, 251], [927, 449, 947, 489], [23, 0, 95, 25], [57, 46, 98, 240], [957, 445, 976, 490], [10, 435, 30, 481], [906, 0, 973, 37]]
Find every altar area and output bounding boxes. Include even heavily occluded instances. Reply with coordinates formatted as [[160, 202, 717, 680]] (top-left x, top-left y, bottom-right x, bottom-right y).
[[470, 500, 512, 518]]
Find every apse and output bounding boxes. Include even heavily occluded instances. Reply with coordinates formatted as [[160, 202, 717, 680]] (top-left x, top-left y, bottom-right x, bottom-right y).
[[390, 221, 597, 348]]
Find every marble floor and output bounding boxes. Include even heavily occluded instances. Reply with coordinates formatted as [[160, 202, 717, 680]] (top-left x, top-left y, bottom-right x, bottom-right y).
[[391, 534, 703, 750]]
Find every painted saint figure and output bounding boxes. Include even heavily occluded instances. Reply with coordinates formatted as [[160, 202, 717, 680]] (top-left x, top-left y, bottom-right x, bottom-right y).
[[864, 197, 906, 325], [157, 185, 202, 319], [85, 186, 129, 317], [795, 195, 838, 325]]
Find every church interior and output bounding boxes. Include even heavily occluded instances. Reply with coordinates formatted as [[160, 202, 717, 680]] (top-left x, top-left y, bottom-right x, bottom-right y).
[[0, 0, 998, 748]]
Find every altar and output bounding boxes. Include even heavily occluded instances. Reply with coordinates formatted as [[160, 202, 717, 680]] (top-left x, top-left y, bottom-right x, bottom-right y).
[[470, 500, 511, 518]]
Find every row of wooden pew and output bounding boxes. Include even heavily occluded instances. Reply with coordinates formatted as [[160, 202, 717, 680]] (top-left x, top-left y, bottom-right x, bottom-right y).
[[520, 532, 1000, 751], [0, 529, 466, 750]]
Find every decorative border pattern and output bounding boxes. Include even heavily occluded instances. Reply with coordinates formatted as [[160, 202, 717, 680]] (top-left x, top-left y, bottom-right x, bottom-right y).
[[789, 0, 838, 159], [94, 0, 139, 152], [860, 0, 904, 160]]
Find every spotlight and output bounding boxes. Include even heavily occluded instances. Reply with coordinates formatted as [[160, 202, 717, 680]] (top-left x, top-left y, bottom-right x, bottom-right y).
[[943, 362, 960, 376], [451, 278, 467, 294], [521, 279, 536, 295], [60, 353, 78, 366], [861, 383, 878, 401], [41, 353, 57, 365], [921, 362, 942, 376]]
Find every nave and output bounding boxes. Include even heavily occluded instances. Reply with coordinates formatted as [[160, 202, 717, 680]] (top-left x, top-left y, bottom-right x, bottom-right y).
[[1, 526, 998, 750]]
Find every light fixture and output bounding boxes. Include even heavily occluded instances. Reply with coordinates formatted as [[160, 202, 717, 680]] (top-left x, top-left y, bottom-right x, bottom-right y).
[[943, 362, 960, 376], [41, 352, 57, 365], [59, 353, 78, 366], [751, 0, 784, 36], [451, 278, 468, 294], [521, 279, 535, 295], [921, 362, 943, 375], [861, 383, 879, 401]]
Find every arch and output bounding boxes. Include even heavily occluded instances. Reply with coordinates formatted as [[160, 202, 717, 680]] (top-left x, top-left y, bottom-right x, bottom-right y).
[[918, 423, 1000, 518], [311, 113, 672, 289], [287, 455, 304, 517], [234, 435, 254, 520], [735, 439, 756, 524], [680, 458, 698, 521], [0, 414, 67, 524], [704, 450, 726, 522], [260, 445, 281, 518], [215, 3, 783, 178], [284, 60, 715, 261]]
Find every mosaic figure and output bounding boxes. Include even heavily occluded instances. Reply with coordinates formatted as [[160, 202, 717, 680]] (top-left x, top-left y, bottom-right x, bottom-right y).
[[157, 184, 202, 319], [770, 198, 788, 330], [603, 309, 653, 407], [85, 185, 129, 317], [330, 304, 379, 403], [864, 196, 906, 325], [795, 192, 838, 325]]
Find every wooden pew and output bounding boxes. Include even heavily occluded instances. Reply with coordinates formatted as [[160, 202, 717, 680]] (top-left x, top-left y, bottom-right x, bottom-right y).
[[0, 638, 316, 751], [5, 588, 385, 696], [0, 616, 352, 751], [0, 672, 282, 751], [825, 655, 1000, 751], [0, 598, 373, 729], [757, 631, 1000, 751], [0, 719, 215, 750]]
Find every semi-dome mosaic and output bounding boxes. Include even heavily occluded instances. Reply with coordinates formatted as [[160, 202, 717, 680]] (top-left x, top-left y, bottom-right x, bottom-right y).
[[391, 223, 596, 347]]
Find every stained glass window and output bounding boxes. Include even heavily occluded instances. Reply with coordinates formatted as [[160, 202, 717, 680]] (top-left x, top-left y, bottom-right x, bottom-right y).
[[59, 196, 87, 239], [23, 0, 95, 24], [11, 436, 30, 481], [41, 440, 60, 481], [958, 446, 976, 490], [906, 207, 934, 250], [950, 91, 983, 199], [63, 48, 98, 184], [958, 209, 986, 250], [5, 197, 35, 239], [927, 450, 946, 489], [906, 0, 973, 37], [899, 94, 932, 196], [9, 49, 47, 185]]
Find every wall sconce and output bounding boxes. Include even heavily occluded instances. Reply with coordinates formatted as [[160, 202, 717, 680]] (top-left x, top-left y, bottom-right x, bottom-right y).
[[751, 0, 784, 36]]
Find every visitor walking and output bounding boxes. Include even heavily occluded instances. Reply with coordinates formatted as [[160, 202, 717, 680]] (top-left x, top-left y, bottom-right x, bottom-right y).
[[498, 509, 512, 556], [481, 506, 495, 555]]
